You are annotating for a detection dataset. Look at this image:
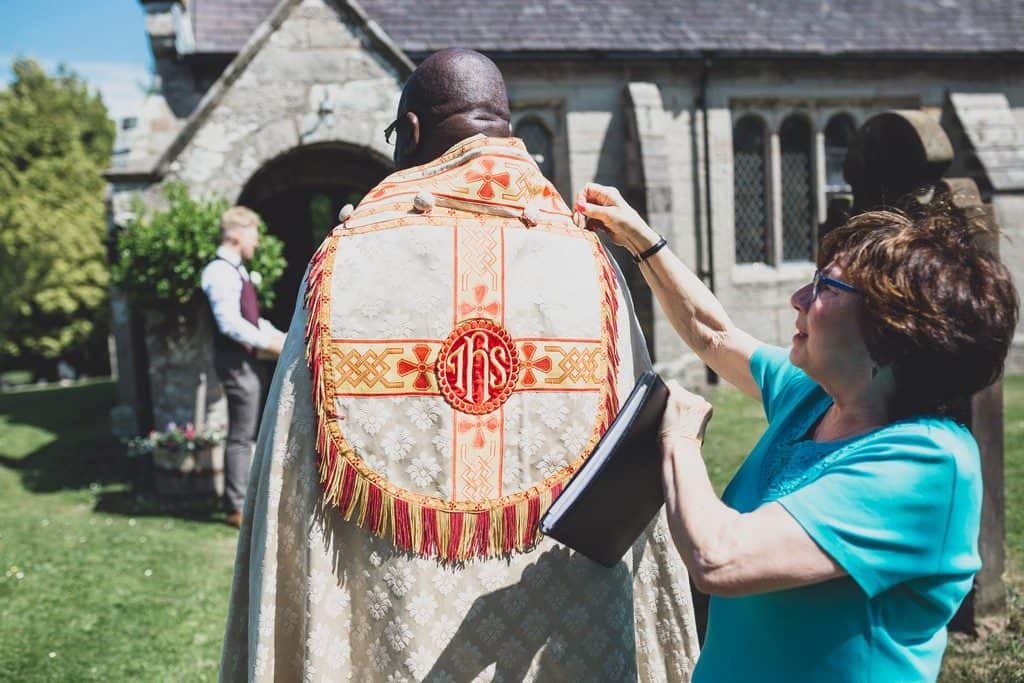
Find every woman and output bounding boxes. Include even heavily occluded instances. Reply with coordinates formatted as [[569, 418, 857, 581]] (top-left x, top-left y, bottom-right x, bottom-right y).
[[576, 184, 1018, 682]]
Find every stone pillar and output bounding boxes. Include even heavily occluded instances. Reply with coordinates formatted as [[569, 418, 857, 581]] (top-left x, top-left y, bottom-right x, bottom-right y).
[[106, 182, 156, 437], [108, 286, 146, 437], [937, 178, 1007, 627], [622, 83, 669, 363]]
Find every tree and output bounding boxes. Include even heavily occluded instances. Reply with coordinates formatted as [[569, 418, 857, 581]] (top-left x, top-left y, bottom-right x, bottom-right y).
[[0, 59, 116, 377]]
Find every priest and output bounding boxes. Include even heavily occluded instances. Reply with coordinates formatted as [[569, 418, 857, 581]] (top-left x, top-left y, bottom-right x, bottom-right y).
[[220, 48, 699, 682]]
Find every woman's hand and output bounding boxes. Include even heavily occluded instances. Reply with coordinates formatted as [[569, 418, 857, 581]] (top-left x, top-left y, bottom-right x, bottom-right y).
[[660, 380, 713, 449], [574, 182, 661, 256]]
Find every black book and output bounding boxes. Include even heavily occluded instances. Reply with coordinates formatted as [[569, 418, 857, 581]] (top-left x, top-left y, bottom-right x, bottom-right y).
[[540, 369, 669, 567]]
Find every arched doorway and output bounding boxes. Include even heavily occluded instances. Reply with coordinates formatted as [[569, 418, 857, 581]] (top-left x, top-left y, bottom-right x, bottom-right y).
[[238, 143, 392, 330]]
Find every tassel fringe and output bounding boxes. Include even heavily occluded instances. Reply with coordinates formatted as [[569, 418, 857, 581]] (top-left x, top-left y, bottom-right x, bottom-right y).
[[310, 407, 564, 562], [598, 244, 621, 425]]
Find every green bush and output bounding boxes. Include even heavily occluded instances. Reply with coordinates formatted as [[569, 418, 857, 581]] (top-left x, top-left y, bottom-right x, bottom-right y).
[[112, 183, 285, 312]]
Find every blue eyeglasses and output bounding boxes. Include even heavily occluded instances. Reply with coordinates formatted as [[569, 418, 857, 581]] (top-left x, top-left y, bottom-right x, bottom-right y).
[[811, 270, 860, 300]]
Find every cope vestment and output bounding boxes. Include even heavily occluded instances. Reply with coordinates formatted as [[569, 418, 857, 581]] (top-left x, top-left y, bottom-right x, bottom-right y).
[[220, 135, 699, 682]]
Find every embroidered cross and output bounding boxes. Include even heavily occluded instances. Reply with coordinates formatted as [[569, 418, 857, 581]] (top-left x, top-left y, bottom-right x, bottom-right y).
[[519, 342, 553, 386], [458, 284, 501, 318], [464, 159, 511, 200], [396, 344, 434, 391], [458, 414, 501, 449]]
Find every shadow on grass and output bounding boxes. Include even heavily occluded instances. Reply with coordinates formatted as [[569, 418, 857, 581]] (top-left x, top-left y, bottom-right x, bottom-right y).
[[0, 381, 128, 490], [0, 380, 226, 524], [92, 484, 227, 524]]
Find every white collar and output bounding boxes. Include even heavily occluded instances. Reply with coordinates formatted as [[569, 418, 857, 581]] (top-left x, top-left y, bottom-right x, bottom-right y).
[[216, 245, 243, 267]]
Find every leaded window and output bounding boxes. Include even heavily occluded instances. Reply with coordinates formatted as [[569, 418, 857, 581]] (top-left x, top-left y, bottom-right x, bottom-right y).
[[515, 118, 554, 180], [780, 115, 815, 261], [825, 114, 856, 193], [733, 116, 769, 264]]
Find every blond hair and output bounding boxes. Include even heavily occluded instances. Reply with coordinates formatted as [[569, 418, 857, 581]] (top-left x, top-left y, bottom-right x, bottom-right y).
[[220, 206, 261, 241]]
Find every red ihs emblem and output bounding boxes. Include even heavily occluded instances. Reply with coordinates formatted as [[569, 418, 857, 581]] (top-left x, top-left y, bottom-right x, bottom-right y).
[[436, 319, 520, 414]]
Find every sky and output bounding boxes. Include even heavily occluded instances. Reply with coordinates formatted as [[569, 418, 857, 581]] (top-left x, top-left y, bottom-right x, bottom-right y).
[[0, 1, 153, 121]]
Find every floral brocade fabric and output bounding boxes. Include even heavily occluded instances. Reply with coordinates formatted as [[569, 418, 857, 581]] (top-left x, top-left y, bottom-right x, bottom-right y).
[[219, 136, 699, 682]]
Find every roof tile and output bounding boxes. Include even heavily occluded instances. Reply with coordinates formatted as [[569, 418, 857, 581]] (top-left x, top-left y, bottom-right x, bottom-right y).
[[189, 0, 1024, 56]]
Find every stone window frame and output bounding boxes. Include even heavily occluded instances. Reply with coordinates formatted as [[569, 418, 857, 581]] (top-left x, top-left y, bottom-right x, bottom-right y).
[[510, 101, 571, 200], [729, 102, 894, 283]]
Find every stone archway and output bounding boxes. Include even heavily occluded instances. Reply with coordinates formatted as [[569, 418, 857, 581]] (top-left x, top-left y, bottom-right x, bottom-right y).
[[238, 142, 392, 330]]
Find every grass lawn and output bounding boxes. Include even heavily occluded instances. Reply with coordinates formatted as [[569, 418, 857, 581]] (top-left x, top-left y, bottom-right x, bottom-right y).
[[0, 381, 238, 681], [0, 376, 1021, 680]]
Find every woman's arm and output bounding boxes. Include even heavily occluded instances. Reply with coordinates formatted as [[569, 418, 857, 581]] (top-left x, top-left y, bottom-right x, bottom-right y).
[[659, 381, 845, 596], [576, 183, 760, 399]]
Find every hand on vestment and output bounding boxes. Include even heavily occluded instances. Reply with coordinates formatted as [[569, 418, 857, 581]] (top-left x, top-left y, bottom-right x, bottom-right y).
[[574, 182, 661, 255]]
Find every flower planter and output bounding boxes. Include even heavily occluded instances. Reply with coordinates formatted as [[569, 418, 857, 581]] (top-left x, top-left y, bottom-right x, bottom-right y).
[[152, 443, 225, 499]]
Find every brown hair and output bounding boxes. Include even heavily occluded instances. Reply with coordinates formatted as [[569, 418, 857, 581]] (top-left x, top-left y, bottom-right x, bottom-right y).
[[819, 206, 1019, 419], [220, 206, 261, 240]]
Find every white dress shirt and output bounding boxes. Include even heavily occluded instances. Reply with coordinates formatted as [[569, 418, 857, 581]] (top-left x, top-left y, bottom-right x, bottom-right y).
[[200, 245, 279, 351]]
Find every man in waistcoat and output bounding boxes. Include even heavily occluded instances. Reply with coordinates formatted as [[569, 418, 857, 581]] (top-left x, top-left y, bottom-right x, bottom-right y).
[[201, 206, 286, 528], [220, 49, 699, 681]]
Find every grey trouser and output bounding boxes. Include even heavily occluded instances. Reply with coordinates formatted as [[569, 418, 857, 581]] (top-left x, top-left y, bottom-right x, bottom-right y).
[[214, 350, 263, 512]]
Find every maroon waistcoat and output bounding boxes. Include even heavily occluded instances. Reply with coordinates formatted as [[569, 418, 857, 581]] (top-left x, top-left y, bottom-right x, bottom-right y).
[[212, 257, 261, 356]]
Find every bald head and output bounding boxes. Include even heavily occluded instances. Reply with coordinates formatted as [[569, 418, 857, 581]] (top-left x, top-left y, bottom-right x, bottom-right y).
[[392, 48, 511, 169]]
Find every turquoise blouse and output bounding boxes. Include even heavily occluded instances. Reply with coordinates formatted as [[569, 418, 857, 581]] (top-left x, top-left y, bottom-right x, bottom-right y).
[[693, 346, 982, 683]]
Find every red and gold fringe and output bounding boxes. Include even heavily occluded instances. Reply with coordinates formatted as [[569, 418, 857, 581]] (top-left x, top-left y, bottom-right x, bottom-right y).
[[310, 411, 563, 562], [597, 244, 621, 429]]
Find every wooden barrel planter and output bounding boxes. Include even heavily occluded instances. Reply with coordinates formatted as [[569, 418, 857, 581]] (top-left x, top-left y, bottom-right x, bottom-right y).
[[152, 444, 225, 502]]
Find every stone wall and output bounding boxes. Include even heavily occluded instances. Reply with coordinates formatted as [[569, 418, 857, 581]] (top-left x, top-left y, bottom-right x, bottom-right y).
[[108, 180, 173, 437], [110, 0, 407, 434], [143, 306, 227, 433], [167, 0, 404, 202], [501, 61, 708, 384]]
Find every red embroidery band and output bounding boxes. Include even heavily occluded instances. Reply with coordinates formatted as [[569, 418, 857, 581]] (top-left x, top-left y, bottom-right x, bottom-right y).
[[436, 318, 520, 414]]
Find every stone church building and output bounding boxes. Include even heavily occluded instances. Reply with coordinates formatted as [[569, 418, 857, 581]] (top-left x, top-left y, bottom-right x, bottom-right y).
[[107, 0, 1024, 434]]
